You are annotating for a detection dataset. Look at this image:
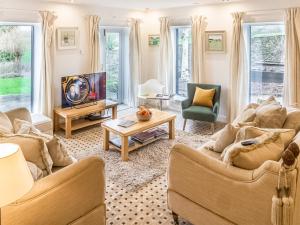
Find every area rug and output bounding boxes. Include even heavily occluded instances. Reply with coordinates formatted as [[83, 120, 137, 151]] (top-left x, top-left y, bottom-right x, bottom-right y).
[[57, 125, 210, 191]]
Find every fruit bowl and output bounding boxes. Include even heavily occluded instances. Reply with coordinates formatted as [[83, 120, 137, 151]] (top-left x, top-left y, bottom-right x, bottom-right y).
[[136, 106, 152, 121]]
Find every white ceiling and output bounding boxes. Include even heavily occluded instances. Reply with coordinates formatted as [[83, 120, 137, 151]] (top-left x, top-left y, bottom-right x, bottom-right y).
[[42, 0, 243, 10]]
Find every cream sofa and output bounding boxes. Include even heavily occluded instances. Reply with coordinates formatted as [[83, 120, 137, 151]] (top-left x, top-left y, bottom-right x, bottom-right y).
[[1, 108, 106, 225], [168, 108, 300, 225]]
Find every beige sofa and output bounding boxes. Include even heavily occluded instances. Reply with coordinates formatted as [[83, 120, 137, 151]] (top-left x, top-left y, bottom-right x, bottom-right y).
[[168, 108, 300, 225], [1, 108, 106, 225]]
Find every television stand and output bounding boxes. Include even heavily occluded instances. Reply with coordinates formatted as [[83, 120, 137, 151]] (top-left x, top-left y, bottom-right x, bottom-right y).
[[53, 100, 118, 138], [73, 101, 98, 109]]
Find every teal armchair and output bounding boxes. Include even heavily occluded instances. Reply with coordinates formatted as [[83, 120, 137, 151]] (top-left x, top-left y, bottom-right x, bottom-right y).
[[181, 83, 221, 133]]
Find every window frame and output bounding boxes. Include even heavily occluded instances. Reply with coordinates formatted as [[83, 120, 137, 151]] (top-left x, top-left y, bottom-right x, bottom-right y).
[[172, 25, 192, 97], [0, 23, 35, 112], [100, 27, 127, 104], [245, 22, 285, 104]]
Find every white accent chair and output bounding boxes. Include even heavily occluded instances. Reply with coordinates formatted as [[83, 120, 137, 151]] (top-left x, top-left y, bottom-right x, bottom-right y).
[[138, 79, 165, 97], [138, 79, 165, 109]]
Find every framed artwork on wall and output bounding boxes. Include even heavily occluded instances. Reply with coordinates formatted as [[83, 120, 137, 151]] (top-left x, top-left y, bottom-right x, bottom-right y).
[[57, 27, 79, 50], [205, 31, 226, 53], [148, 35, 160, 46]]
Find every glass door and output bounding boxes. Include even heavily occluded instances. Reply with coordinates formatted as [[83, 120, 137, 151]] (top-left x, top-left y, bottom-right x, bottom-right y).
[[100, 28, 124, 103]]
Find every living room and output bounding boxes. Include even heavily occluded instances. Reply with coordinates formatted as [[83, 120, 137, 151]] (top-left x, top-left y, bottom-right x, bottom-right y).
[[0, 0, 300, 225]]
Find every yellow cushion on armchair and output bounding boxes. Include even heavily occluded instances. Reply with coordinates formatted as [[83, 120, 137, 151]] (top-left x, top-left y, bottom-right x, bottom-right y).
[[192, 87, 215, 108]]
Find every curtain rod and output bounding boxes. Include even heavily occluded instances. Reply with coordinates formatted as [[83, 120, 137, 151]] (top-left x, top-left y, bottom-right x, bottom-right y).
[[0, 7, 55, 14], [242, 8, 287, 14]]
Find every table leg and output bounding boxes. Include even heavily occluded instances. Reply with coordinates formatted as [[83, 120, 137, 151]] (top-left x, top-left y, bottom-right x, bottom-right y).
[[169, 119, 175, 139], [112, 106, 117, 119], [160, 99, 163, 111], [121, 136, 129, 161], [65, 117, 72, 138], [103, 128, 110, 151], [53, 112, 60, 132]]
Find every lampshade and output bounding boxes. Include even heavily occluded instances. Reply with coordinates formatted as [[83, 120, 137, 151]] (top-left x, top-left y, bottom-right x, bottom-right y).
[[0, 143, 34, 207]]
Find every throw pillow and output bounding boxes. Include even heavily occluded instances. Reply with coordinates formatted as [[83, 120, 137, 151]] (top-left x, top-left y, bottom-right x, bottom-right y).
[[283, 110, 300, 132], [213, 124, 240, 153], [0, 112, 14, 134], [255, 96, 277, 111], [223, 131, 284, 170], [46, 137, 77, 167], [27, 161, 43, 181], [0, 134, 53, 175], [232, 105, 257, 126], [192, 87, 215, 108], [254, 103, 287, 128], [14, 119, 76, 167], [235, 126, 295, 148]]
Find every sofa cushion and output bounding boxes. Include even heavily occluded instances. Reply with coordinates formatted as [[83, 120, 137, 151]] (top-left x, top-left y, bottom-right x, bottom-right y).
[[27, 161, 43, 181], [214, 124, 239, 153], [254, 103, 287, 128], [183, 106, 217, 122], [232, 108, 256, 126], [235, 126, 295, 148], [222, 131, 284, 170], [5, 107, 32, 124], [255, 96, 277, 111], [283, 110, 300, 132], [46, 137, 77, 167], [0, 112, 14, 134], [14, 119, 76, 167], [192, 87, 215, 108], [0, 134, 53, 175]]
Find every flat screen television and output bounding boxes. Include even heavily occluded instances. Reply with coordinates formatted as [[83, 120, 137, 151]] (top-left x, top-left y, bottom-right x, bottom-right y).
[[61, 72, 106, 108]]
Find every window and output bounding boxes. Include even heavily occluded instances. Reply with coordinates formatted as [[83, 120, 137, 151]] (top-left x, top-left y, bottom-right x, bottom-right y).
[[0, 25, 34, 112], [248, 23, 285, 103], [100, 28, 127, 103], [174, 27, 192, 97]]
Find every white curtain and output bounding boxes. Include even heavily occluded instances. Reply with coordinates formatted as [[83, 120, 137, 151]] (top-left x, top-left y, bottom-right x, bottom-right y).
[[158, 17, 174, 94], [283, 8, 300, 106], [192, 16, 206, 83], [37, 11, 57, 117], [229, 12, 249, 122], [129, 19, 142, 107], [88, 15, 101, 73]]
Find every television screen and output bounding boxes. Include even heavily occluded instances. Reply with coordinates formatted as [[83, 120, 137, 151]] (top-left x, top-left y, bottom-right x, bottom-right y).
[[61, 72, 106, 108]]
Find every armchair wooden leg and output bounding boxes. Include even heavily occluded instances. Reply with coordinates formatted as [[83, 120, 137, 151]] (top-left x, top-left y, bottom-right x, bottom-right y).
[[211, 122, 215, 134], [183, 119, 187, 131], [172, 212, 179, 225]]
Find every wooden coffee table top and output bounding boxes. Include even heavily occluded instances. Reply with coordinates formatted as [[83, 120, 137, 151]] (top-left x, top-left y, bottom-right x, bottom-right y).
[[102, 109, 176, 136]]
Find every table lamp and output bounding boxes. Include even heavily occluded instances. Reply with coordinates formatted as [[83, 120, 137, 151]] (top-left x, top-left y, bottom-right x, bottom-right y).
[[0, 143, 34, 224]]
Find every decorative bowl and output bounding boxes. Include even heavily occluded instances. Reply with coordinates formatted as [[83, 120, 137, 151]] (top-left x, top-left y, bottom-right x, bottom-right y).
[[136, 106, 152, 121], [136, 112, 152, 121]]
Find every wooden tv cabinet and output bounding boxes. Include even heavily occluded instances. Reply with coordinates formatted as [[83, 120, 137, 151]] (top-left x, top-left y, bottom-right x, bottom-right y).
[[53, 100, 118, 138]]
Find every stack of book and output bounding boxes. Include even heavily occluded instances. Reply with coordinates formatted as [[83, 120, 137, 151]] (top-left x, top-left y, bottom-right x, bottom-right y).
[[131, 128, 168, 144], [110, 137, 135, 148]]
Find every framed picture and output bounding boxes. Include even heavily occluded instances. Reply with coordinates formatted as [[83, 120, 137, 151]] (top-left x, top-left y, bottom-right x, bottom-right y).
[[148, 35, 160, 47], [205, 31, 226, 53], [57, 27, 79, 50]]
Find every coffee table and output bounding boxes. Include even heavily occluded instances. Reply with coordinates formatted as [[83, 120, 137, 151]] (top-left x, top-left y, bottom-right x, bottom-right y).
[[101, 109, 176, 161]]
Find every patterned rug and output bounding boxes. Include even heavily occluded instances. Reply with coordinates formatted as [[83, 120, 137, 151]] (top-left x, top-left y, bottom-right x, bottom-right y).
[[57, 125, 210, 191], [56, 119, 224, 225]]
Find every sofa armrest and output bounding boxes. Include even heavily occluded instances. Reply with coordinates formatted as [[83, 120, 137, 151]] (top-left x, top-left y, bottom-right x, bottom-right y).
[[213, 102, 220, 115], [169, 144, 254, 182], [2, 156, 105, 225], [168, 144, 286, 225], [181, 98, 191, 110]]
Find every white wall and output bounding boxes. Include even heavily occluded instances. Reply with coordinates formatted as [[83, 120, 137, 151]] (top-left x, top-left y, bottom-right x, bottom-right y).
[[139, 0, 300, 122]]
